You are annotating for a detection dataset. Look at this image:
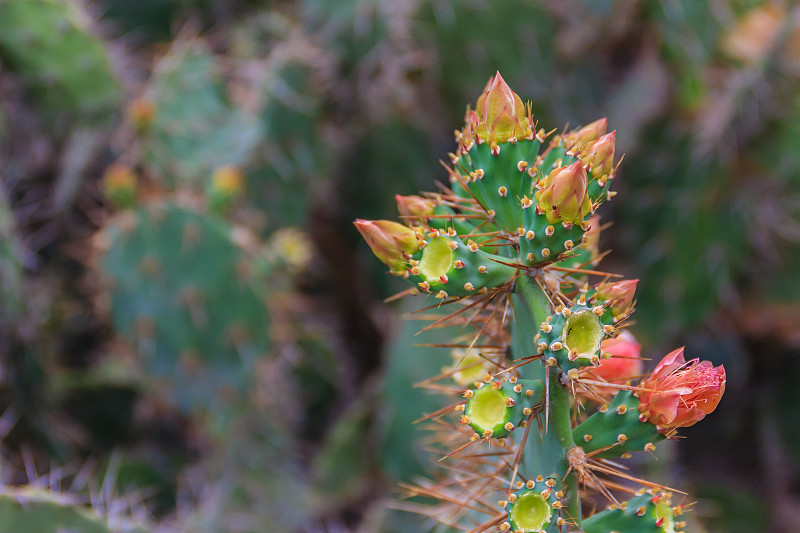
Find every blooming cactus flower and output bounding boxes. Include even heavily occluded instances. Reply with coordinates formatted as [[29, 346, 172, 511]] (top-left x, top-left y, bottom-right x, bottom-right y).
[[353, 219, 421, 275], [637, 347, 726, 431], [535, 161, 592, 224], [590, 331, 643, 394]]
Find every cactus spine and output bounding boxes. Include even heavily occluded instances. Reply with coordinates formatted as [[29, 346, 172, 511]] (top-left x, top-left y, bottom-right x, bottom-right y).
[[356, 73, 726, 532]]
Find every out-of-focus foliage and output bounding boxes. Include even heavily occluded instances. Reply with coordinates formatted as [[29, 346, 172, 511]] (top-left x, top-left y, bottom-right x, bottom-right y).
[[0, 0, 798, 531]]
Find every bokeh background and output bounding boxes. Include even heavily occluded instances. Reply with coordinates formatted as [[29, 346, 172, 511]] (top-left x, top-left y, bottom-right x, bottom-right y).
[[0, 0, 799, 531]]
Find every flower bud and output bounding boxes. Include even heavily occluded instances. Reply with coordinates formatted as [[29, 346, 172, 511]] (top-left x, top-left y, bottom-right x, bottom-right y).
[[208, 165, 244, 212], [595, 279, 637, 317], [535, 161, 592, 224], [590, 331, 643, 394], [395, 194, 435, 220], [638, 348, 726, 431], [562, 118, 607, 150], [472, 72, 528, 144], [128, 97, 156, 133], [354, 219, 421, 275], [102, 163, 137, 209], [583, 131, 616, 176]]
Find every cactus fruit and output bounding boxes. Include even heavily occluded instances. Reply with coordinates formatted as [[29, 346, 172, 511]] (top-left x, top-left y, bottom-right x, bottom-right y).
[[356, 73, 726, 531], [95, 200, 271, 412], [0, 0, 121, 123]]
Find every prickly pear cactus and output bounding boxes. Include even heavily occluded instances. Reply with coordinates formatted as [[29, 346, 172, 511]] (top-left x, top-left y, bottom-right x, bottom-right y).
[[95, 200, 271, 412], [137, 42, 261, 188], [0, 0, 121, 123], [0, 486, 150, 533], [356, 73, 726, 532]]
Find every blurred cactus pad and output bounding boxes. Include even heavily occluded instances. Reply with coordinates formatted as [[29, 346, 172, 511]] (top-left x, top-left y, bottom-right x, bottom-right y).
[[0, 1, 798, 532]]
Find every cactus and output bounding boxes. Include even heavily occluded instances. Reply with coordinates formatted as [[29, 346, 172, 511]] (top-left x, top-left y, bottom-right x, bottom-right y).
[[0, 184, 25, 326], [137, 42, 261, 189], [95, 199, 272, 414], [0, 486, 150, 533], [0, 0, 121, 124], [356, 73, 726, 531]]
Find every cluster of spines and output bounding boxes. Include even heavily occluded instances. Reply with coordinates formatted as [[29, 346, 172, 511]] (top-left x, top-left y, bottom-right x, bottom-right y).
[[459, 375, 545, 439]]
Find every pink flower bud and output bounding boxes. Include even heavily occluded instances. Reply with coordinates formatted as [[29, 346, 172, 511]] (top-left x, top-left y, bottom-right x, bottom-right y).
[[563, 118, 607, 150], [395, 194, 435, 220], [638, 348, 726, 431], [595, 279, 638, 317], [535, 161, 592, 224], [590, 331, 644, 394], [472, 72, 528, 144], [583, 131, 616, 176], [354, 219, 421, 275]]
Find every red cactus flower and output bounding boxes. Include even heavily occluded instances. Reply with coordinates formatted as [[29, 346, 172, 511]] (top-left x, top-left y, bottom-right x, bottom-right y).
[[637, 348, 726, 431], [590, 331, 643, 394]]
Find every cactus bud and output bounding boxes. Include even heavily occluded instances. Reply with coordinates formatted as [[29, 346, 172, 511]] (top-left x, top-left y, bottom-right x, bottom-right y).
[[128, 97, 156, 132], [102, 163, 137, 208], [536, 161, 592, 224], [590, 331, 643, 394], [638, 348, 726, 430], [471, 72, 527, 144], [354, 219, 421, 275], [208, 165, 244, 212], [595, 279, 637, 317], [563, 118, 607, 150], [396, 194, 435, 220], [584, 131, 616, 176]]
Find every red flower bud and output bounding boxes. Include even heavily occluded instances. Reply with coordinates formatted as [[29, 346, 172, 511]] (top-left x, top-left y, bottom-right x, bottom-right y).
[[395, 194, 435, 220], [471, 72, 528, 144], [595, 279, 638, 317], [354, 219, 421, 275], [638, 348, 726, 431], [590, 331, 643, 394], [535, 161, 592, 224], [583, 131, 616, 176]]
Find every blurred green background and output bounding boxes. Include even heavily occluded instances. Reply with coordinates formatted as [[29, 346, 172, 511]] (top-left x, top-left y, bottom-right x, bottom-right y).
[[0, 0, 798, 531]]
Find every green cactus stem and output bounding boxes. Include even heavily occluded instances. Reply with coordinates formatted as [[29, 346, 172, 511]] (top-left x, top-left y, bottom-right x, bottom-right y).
[[573, 390, 666, 460], [356, 72, 725, 532]]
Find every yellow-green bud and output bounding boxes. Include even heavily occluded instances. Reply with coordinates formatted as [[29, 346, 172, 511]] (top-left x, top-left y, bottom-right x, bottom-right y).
[[354, 219, 421, 275], [535, 161, 592, 224]]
